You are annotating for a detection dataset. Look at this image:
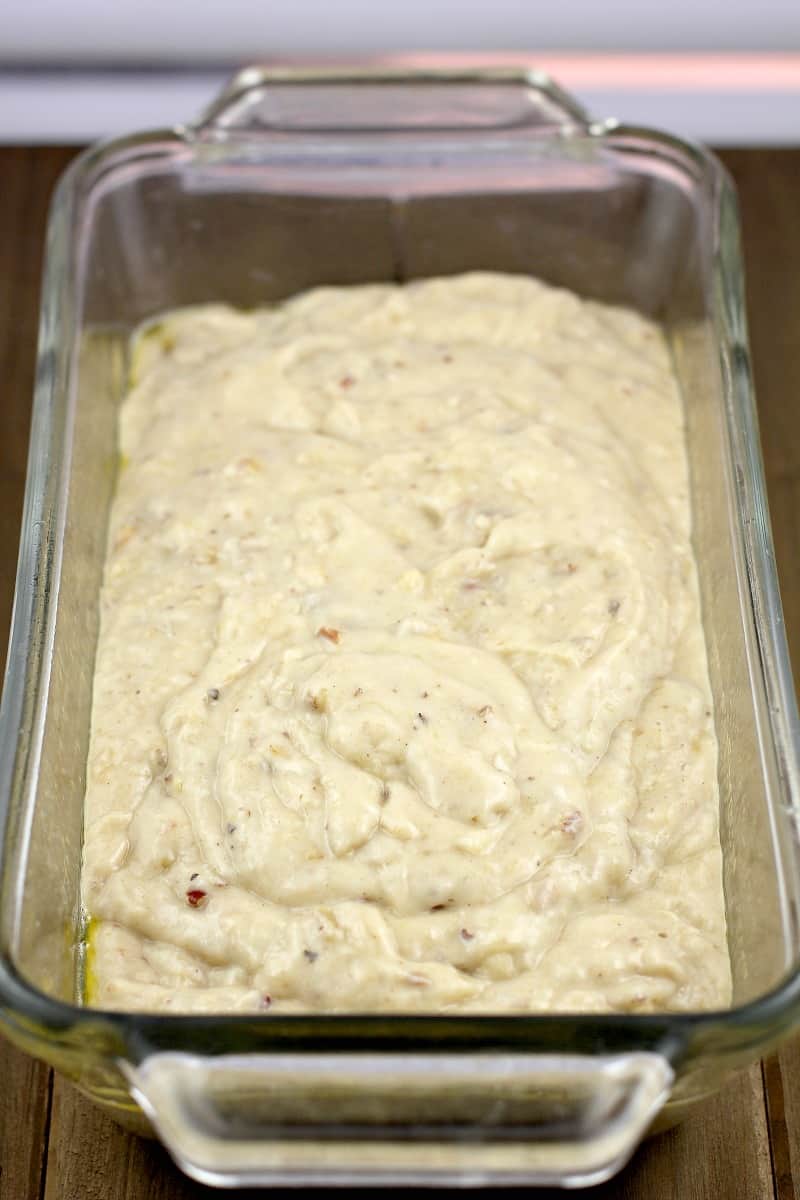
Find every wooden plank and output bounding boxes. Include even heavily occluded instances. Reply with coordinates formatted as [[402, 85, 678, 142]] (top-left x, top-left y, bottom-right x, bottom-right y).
[[0, 1049, 51, 1200], [44, 1073, 280, 1200], [602, 1064, 774, 1200], [720, 149, 800, 486], [43, 1064, 773, 1200], [0, 145, 80, 1200], [763, 481, 800, 1200], [43, 1075, 193, 1200], [762, 456, 800, 1195], [719, 149, 800, 1200], [0, 146, 81, 642], [763, 1054, 795, 1200]]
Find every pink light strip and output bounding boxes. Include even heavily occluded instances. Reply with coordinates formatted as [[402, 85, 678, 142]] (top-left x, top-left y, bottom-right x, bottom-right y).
[[379, 52, 800, 92]]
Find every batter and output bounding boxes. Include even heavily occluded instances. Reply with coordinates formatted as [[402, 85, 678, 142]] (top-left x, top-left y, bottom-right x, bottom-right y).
[[82, 272, 731, 1014]]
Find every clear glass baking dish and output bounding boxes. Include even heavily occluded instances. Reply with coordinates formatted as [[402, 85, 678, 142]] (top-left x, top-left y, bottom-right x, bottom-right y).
[[1, 66, 799, 1190]]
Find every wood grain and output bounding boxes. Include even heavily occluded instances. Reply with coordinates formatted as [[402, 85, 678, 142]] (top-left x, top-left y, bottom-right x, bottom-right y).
[[0, 1053, 51, 1200], [0, 145, 78, 1200], [0, 147, 80, 643], [2, 144, 799, 1198], [43, 1076, 189, 1200], [720, 150, 800, 487], [42, 1063, 774, 1200], [593, 1064, 774, 1200], [720, 147, 800, 1200]]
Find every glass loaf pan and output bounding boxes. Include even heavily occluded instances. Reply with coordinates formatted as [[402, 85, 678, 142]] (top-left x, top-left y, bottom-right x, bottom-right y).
[[1, 67, 799, 1189]]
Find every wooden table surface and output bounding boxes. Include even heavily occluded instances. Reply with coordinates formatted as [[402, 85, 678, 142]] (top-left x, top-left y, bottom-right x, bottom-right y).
[[0, 145, 798, 1200]]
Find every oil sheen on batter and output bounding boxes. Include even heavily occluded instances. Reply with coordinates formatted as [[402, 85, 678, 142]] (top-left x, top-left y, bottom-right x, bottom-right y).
[[82, 272, 731, 1014]]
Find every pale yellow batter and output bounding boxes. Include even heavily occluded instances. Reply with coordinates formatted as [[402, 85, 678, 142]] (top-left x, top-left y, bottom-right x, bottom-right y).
[[82, 272, 731, 1014]]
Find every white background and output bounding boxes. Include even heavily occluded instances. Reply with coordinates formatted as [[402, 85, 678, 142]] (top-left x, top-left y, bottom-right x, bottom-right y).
[[2, 0, 800, 58], [1, 0, 799, 143]]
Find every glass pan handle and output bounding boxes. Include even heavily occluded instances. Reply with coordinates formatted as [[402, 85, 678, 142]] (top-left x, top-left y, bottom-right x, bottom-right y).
[[124, 1049, 672, 1188], [192, 64, 591, 137]]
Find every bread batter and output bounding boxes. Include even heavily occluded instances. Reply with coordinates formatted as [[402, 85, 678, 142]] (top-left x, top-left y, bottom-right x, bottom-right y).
[[82, 273, 731, 1014]]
